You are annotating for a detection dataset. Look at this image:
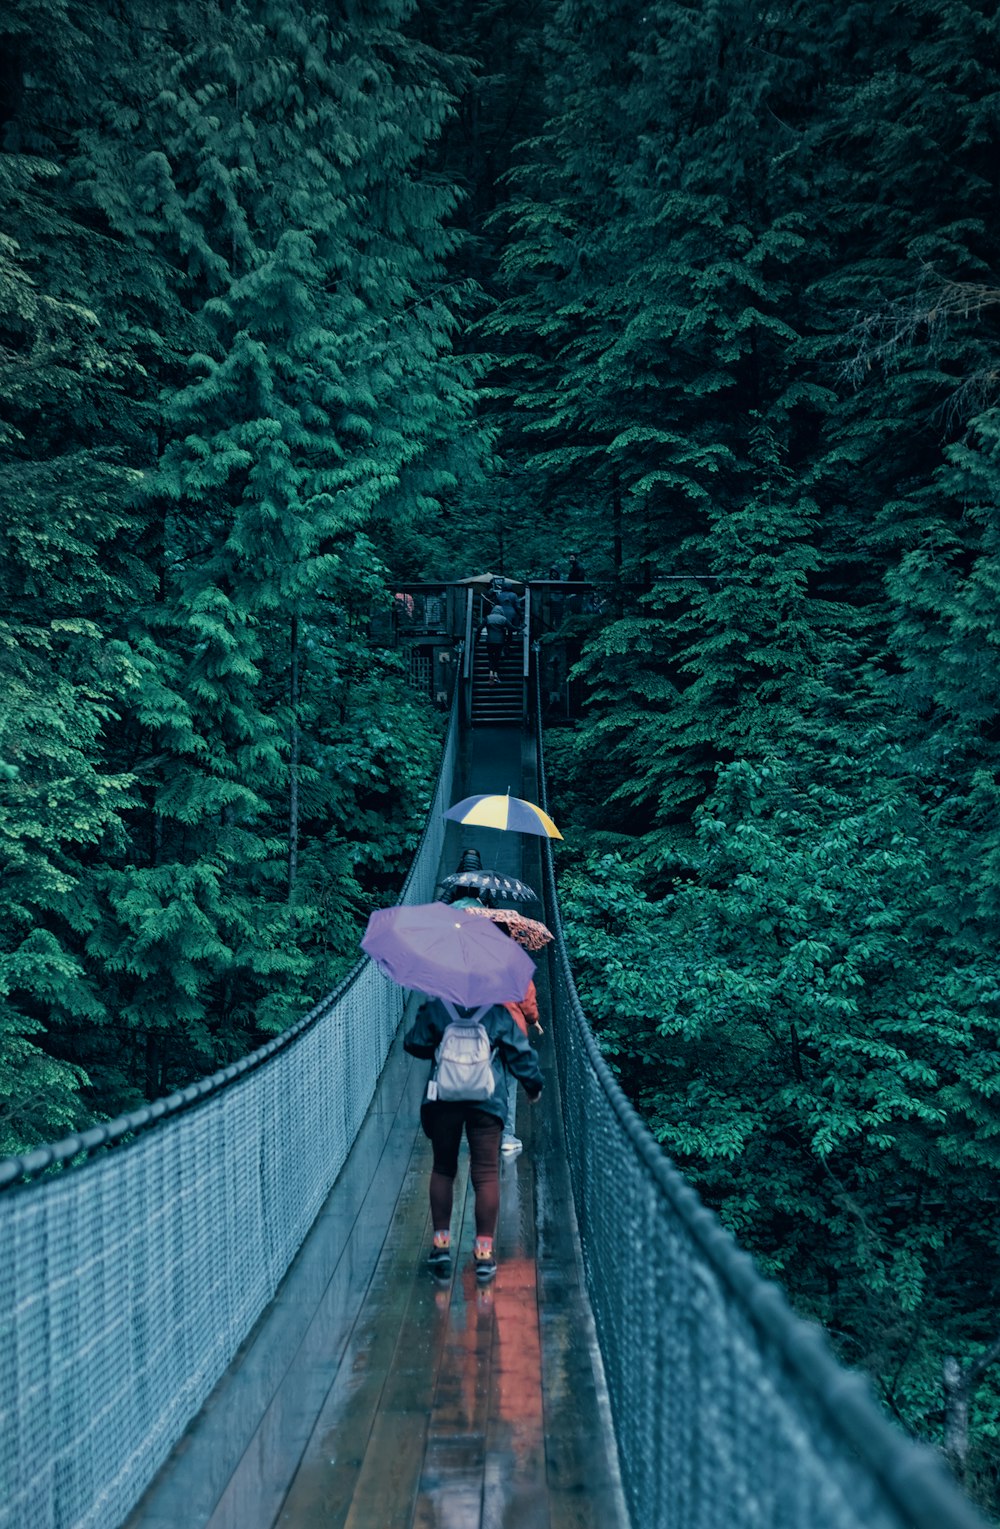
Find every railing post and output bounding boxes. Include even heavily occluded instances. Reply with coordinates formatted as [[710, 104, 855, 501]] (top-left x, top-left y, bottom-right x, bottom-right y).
[[521, 587, 531, 726], [462, 587, 474, 727]]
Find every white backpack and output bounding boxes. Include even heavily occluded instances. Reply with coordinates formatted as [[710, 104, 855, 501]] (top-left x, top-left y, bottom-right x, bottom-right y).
[[427, 1005, 496, 1103]]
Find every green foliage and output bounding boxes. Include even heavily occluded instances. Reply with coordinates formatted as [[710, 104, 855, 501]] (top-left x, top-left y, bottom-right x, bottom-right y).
[[520, 7, 1000, 1494], [0, 0, 480, 1142], [560, 750, 1000, 1459]]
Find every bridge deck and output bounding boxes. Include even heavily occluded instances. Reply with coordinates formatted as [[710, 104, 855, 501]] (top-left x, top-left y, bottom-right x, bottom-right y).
[[125, 726, 627, 1529]]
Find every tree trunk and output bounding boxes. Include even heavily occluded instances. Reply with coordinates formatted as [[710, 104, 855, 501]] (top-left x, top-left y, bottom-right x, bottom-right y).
[[942, 1336, 1000, 1479], [288, 614, 300, 899]]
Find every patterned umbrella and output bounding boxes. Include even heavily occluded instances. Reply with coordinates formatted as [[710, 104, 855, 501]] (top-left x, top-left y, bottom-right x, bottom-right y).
[[464, 907, 554, 952], [443, 793, 563, 840], [437, 870, 539, 904], [361, 901, 534, 1007]]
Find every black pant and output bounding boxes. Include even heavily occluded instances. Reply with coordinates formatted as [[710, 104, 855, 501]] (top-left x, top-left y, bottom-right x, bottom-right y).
[[421, 1102, 503, 1237]]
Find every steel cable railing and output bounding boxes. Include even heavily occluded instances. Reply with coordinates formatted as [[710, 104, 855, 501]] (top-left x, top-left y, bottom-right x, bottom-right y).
[[533, 673, 989, 1529], [0, 691, 459, 1529]]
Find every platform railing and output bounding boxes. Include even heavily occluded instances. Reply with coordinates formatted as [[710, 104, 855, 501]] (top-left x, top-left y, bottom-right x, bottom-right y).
[[534, 673, 988, 1529], [462, 585, 474, 726], [0, 693, 459, 1529]]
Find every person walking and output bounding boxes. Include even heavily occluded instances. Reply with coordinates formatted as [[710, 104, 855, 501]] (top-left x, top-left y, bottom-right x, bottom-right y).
[[442, 882, 494, 911], [479, 605, 508, 682], [493, 922, 543, 1157], [500, 977, 541, 1156], [495, 581, 522, 633], [404, 996, 543, 1282]]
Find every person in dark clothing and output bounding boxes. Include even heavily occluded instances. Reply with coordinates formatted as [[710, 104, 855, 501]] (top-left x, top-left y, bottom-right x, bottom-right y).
[[443, 882, 495, 910], [479, 607, 508, 681], [484, 576, 505, 615], [404, 997, 543, 1280], [496, 583, 522, 631]]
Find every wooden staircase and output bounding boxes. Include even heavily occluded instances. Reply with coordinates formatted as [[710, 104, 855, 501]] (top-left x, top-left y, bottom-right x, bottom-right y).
[[470, 637, 523, 725]]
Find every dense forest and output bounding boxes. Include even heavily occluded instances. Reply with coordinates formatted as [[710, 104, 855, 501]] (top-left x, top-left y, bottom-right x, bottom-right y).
[[4, 0, 1000, 1511]]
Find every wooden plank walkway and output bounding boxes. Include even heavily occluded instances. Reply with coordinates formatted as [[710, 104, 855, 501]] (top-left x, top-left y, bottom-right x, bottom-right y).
[[125, 726, 628, 1529]]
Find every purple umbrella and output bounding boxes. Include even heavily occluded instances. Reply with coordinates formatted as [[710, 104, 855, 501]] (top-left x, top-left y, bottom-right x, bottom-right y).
[[361, 901, 535, 1007]]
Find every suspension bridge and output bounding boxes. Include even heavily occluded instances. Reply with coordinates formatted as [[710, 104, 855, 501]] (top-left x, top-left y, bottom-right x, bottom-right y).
[[0, 584, 991, 1529]]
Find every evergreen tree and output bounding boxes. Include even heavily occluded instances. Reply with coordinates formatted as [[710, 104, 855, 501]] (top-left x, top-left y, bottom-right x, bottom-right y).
[[560, 753, 1000, 1475], [76, 0, 483, 1077], [524, 0, 1000, 1494], [887, 408, 1000, 948], [0, 0, 160, 1144], [0, 0, 484, 1130], [804, 0, 1000, 598]]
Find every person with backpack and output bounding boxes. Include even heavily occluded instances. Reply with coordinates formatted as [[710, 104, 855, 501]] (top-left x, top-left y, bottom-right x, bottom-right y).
[[479, 604, 509, 683], [403, 995, 543, 1282]]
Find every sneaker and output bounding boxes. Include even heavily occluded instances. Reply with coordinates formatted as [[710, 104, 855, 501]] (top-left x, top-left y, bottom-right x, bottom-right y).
[[427, 1244, 452, 1277], [500, 1134, 522, 1156], [474, 1248, 497, 1283]]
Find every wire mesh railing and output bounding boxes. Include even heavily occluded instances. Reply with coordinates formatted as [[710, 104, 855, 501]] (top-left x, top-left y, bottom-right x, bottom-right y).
[[533, 674, 989, 1529], [0, 694, 459, 1529]]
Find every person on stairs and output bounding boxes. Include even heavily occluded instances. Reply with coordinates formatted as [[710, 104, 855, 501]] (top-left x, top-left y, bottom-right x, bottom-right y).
[[479, 605, 508, 683], [404, 996, 543, 1283], [494, 580, 522, 634]]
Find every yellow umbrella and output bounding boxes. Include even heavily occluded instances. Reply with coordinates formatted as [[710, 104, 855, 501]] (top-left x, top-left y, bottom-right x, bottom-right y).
[[443, 793, 563, 839]]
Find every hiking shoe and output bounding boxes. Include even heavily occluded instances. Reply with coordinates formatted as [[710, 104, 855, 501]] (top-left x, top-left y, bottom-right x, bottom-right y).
[[474, 1248, 497, 1283], [500, 1134, 522, 1156], [427, 1245, 452, 1277]]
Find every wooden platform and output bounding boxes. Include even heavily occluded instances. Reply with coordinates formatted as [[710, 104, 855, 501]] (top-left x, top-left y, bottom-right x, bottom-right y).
[[125, 728, 628, 1529]]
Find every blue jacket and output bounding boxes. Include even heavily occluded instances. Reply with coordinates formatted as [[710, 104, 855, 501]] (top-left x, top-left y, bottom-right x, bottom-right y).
[[404, 997, 543, 1125]]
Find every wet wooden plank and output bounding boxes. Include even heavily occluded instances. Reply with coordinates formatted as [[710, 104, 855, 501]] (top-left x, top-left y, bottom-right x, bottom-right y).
[[482, 1252, 550, 1529], [342, 1412, 429, 1529], [222, 1144, 430, 1529], [276, 1160, 473, 1528], [125, 1023, 428, 1529]]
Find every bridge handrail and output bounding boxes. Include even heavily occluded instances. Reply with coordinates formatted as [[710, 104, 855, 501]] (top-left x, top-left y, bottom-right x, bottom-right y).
[[534, 672, 988, 1529], [0, 691, 460, 1529]]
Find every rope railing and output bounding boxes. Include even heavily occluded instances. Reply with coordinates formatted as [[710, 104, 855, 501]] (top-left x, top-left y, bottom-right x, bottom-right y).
[[533, 673, 989, 1529], [0, 691, 459, 1529]]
